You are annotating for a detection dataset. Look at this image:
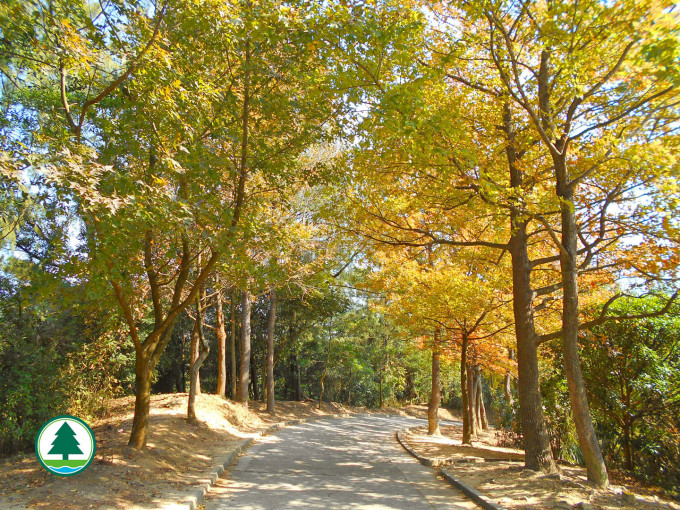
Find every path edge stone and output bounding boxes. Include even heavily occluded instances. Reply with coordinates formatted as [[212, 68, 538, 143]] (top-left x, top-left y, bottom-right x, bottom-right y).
[[180, 412, 355, 510], [396, 427, 509, 510], [440, 467, 508, 510]]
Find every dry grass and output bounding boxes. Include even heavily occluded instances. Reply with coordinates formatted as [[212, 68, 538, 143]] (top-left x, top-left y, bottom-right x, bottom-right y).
[[401, 424, 680, 510], [0, 394, 361, 510]]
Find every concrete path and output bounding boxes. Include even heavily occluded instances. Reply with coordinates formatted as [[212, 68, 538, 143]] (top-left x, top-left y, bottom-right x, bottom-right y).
[[203, 414, 478, 510]]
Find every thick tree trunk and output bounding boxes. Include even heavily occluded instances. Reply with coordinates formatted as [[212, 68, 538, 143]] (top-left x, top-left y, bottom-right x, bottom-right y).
[[511, 224, 557, 473], [428, 331, 441, 436], [215, 284, 227, 397], [230, 288, 237, 399], [460, 333, 471, 444], [557, 168, 609, 487], [237, 289, 251, 404], [266, 289, 277, 413], [504, 103, 557, 473], [128, 355, 152, 448], [188, 292, 209, 423]]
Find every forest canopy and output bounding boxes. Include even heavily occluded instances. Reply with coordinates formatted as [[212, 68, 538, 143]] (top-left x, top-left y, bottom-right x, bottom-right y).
[[1, 0, 679, 495]]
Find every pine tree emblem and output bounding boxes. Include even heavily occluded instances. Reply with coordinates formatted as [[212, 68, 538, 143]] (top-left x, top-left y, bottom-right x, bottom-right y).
[[35, 416, 96, 476], [48, 422, 83, 460]]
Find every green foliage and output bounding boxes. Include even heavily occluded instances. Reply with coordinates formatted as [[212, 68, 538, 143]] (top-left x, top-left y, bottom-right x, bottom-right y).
[[582, 296, 680, 489], [0, 257, 134, 454], [0, 336, 66, 454]]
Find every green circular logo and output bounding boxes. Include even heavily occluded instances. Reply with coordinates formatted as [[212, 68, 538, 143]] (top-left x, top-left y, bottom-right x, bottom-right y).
[[35, 415, 96, 477]]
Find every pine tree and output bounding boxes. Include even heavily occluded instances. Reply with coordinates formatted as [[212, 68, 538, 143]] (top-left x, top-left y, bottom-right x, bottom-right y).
[[48, 422, 83, 460]]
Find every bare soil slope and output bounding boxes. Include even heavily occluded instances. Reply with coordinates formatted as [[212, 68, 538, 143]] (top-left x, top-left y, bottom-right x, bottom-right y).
[[0, 394, 356, 510]]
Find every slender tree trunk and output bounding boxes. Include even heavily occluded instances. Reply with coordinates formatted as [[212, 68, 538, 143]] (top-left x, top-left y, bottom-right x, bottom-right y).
[[461, 333, 471, 444], [557, 164, 609, 487], [261, 348, 266, 403], [428, 331, 441, 435], [288, 358, 295, 400], [318, 327, 332, 410], [318, 365, 327, 409], [622, 421, 633, 471], [230, 288, 237, 399], [266, 289, 277, 413], [477, 373, 488, 430], [472, 366, 481, 431], [251, 348, 259, 401], [215, 282, 227, 397], [188, 289, 209, 423], [295, 351, 303, 400], [190, 317, 201, 395], [467, 362, 478, 437], [504, 103, 557, 473], [347, 366, 353, 406], [504, 348, 515, 405], [237, 289, 251, 404], [405, 369, 414, 404]]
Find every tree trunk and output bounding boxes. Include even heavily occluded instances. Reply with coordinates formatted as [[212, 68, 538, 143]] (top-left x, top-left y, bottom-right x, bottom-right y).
[[230, 288, 237, 399], [128, 355, 152, 449], [188, 290, 209, 423], [467, 362, 478, 437], [427, 331, 441, 436], [622, 422, 633, 471], [251, 349, 259, 401], [266, 289, 277, 413], [190, 316, 201, 395], [215, 283, 227, 397], [405, 369, 414, 404], [347, 366, 353, 406], [504, 348, 515, 405], [461, 333, 471, 444], [318, 329, 331, 410], [295, 351, 303, 400], [237, 289, 251, 404], [504, 103, 557, 473], [378, 365, 384, 408], [510, 224, 557, 473], [557, 166, 609, 487], [477, 372, 488, 430], [318, 366, 327, 410]]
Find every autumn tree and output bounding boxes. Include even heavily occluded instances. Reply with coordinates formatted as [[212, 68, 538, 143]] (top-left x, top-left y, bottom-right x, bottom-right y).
[[2, 0, 344, 446], [444, 0, 680, 486]]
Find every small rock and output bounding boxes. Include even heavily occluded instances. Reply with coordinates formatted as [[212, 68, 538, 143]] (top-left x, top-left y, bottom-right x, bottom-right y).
[[542, 473, 562, 481], [551, 503, 570, 510], [576, 503, 597, 510], [622, 491, 636, 505]]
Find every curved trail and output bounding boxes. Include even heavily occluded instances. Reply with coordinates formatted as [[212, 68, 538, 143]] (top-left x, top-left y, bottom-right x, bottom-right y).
[[204, 414, 477, 510]]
